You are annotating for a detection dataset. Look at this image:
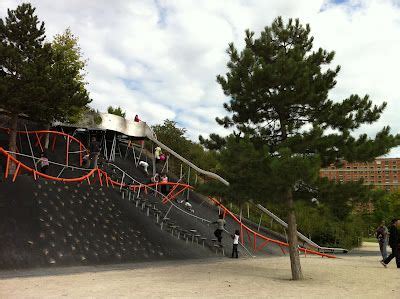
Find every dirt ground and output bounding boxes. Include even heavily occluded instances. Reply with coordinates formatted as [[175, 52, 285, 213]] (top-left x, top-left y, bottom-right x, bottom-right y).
[[0, 242, 398, 298]]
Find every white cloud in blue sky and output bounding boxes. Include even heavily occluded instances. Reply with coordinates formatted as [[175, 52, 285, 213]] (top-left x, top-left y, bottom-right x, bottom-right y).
[[1, 0, 400, 156]]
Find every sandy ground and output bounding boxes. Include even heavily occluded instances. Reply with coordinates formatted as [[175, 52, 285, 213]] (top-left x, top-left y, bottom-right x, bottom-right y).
[[0, 242, 398, 298]]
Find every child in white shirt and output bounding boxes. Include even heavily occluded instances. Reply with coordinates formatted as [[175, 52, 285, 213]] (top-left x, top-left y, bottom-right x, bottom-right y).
[[231, 229, 240, 258]]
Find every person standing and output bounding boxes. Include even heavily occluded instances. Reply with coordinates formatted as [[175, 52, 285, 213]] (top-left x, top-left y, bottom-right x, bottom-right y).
[[381, 219, 400, 268], [231, 229, 240, 258], [154, 146, 162, 163], [37, 152, 49, 174], [160, 173, 168, 196], [139, 160, 149, 174], [213, 214, 226, 246], [89, 137, 100, 168], [376, 221, 389, 260]]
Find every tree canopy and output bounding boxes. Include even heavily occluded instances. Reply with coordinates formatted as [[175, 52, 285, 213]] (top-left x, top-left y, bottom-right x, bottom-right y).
[[0, 3, 48, 117], [201, 16, 400, 280], [152, 120, 218, 177], [40, 28, 91, 125], [107, 106, 126, 118], [0, 3, 91, 155]]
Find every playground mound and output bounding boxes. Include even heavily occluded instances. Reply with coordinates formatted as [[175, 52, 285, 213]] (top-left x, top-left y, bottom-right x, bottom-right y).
[[0, 175, 213, 269]]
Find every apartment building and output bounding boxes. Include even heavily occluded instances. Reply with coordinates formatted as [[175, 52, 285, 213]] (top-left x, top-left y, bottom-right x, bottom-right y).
[[319, 158, 400, 191]]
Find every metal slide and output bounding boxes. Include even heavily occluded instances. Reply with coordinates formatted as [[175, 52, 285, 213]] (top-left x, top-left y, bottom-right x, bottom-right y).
[[57, 113, 229, 186]]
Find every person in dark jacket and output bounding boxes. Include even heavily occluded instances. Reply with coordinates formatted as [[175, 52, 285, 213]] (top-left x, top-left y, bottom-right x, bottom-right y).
[[89, 137, 100, 168], [381, 218, 400, 268]]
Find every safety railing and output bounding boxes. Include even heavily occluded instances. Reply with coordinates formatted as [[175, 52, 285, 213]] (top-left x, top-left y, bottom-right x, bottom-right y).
[[0, 127, 87, 167], [208, 197, 336, 259], [0, 128, 336, 259], [256, 204, 348, 254]]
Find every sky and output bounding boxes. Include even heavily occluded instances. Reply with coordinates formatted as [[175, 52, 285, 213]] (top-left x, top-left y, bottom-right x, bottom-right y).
[[1, 0, 400, 156]]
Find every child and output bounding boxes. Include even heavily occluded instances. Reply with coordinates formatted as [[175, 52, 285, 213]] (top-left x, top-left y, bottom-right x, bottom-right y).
[[231, 229, 240, 258], [184, 199, 194, 213], [154, 146, 162, 163], [160, 173, 169, 195], [38, 152, 49, 174], [139, 160, 149, 174]]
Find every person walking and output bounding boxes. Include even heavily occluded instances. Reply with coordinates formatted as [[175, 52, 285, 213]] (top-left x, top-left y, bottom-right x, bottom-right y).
[[381, 218, 400, 268], [213, 214, 226, 247], [376, 221, 389, 260], [231, 229, 240, 258]]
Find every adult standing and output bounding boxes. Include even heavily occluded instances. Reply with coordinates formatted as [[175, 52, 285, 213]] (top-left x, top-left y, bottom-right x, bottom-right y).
[[213, 214, 226, 247], [89, 137, 100, 168], [381, 219, 400, 268], [376, 221, 389, 260]]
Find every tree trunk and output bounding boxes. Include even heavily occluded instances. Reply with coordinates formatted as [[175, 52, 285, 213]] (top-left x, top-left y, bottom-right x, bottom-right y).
[[286, 188, 303, 280], [8, 114, 18, 175], [44, 123, 51, 149]]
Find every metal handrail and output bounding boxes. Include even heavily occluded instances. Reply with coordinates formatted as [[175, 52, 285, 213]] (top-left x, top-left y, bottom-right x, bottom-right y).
[[256, 204, 348, 253], [148, 137, 229, 186]]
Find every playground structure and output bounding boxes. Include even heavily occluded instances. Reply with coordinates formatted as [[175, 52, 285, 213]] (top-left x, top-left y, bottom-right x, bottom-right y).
[[0, 114, 339, 267]]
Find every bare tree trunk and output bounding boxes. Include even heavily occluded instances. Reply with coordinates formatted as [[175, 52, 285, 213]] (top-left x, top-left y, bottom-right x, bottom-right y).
[[44, 123, 51, 149], [8, 114, 18, 174], [286, 188, 303, 280]]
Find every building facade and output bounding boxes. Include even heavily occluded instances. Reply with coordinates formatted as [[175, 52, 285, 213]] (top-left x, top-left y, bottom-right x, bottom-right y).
[[320, 158, 400, 191]]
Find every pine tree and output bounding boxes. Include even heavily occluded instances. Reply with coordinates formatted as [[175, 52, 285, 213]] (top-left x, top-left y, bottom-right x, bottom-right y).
[[206, 17, 399, 280], [0, 3, 48, 162]]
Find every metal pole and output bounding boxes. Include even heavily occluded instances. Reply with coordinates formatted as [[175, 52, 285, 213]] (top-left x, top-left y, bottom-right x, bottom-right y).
[[25, 125, 38, 172], [257, 213, 263, 232], [124, 141, 130, 159], [152, 143, 156, 176], [66, 136, 70, 166], [117, 143, 122, 158], [247, 203, 250, 218], [186, 167, 191, 200], [180, 163, 183, 179], [163, 204, 173, 220], [161, 158, 167, 173], [136, 146, 143, 167], [103, 136, 108, 161], [110, 134, 116, 161], [132, 143, 137, 163], [119, 172, 125, 191], [57, 167, 66, 178]]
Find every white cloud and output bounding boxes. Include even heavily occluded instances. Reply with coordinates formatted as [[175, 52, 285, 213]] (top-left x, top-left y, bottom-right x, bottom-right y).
[[1, 0, 400, 156]]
